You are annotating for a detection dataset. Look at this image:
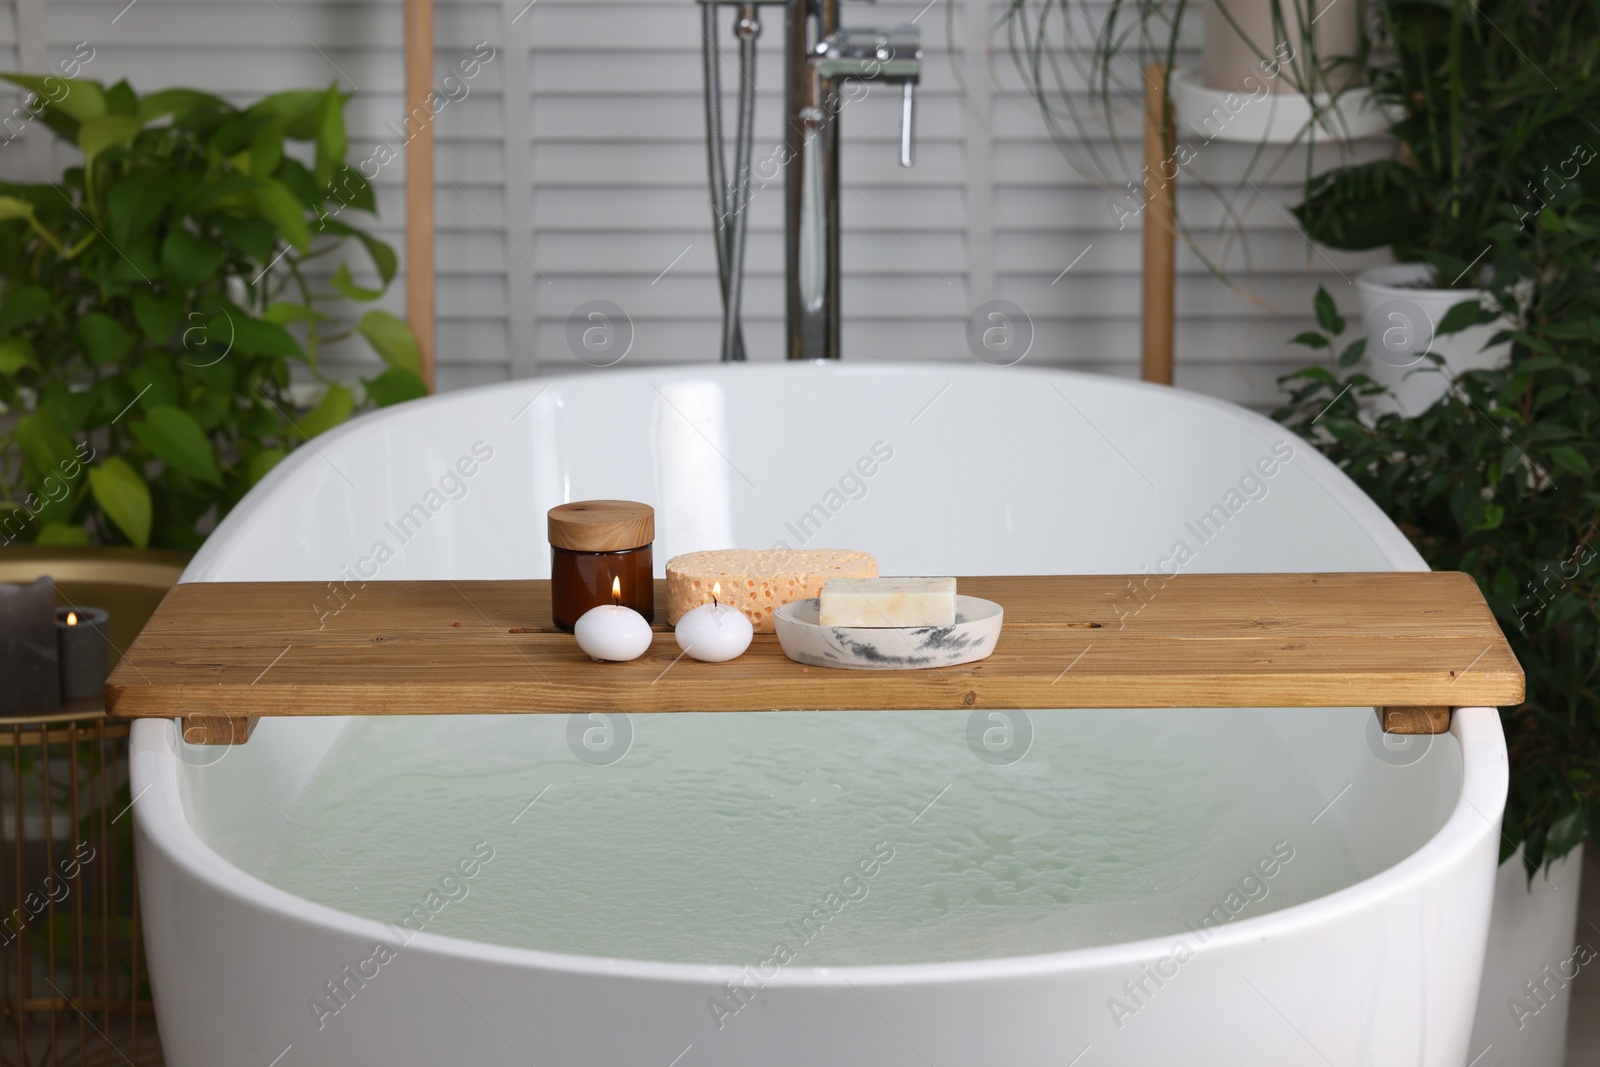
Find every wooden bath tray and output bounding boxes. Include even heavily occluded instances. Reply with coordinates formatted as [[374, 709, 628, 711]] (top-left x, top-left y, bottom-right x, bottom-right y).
[[104, 573, 1521, 744]]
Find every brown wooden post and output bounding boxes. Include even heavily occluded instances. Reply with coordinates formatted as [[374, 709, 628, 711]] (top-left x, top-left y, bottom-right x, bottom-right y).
[[404, 0, 437, 391], [1141, 64, 1176, 386]]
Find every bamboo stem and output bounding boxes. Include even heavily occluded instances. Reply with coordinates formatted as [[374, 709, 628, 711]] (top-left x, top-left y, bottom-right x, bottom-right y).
[[404, 0, 437, 392], [1141, 64, 1176, 386]]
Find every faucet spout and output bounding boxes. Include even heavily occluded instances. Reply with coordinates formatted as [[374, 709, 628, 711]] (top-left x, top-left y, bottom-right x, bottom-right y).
[[786, 14, 922, 359], [703, 0, 919, 361]]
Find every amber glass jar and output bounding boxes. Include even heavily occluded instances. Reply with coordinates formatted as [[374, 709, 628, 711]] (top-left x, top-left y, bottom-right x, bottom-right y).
[[548, 500, 655, 632]]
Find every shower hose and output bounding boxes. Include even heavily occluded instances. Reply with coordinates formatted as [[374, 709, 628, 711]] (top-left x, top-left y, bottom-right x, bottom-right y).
[[702, 3, 759, 362]]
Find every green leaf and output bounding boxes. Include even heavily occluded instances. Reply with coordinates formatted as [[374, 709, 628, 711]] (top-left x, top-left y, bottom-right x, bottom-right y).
[[33, 105, 80, 145], [14, 413, 77, 477], [74, 312, 133, 365], [249, 89, 333, 140], [0, 337, 36, 375], [37, 522, 89, 546], [1546, 808, 1588, 862], [105, 80, 138, 116], [128, 364, 181, 414], [208, 113, 273, 157], [107, 172, 176, 247], [139, 88, 230, 123], [247, 449, 287, 486], [1542, 321, 1597, 342], [331, 262, 384, 302], [1520, 356, 1569, 376], [132, 290, 185, 342], [109, 235, 161, 284], [130, 405, 221, 485], [214, 215, 277, 261], [364, 367, 428, 407], [187, 353, 236, 393], [251, 118, 285, 179], [161, 226, 228, 290], [1293, 160, 1429, 251], [1549, 446, 1591, 477], [0, 283, 51, 333], [325, 165, 376, 213], [0, 76, 106, 121], [318, 218, 396, 284], [262, 301, 332, 327], [225, 314, 304, 359], [1290, 330, 1330, 350], [252, 178, 311, 251], [1312, 287, 1344, 336], [77, 114, 143, 166], [356, 310, 421, 373], [181, 175, 258, 215], [1338, 337, 1367, 368], [39, 383, 95, 433], [88, 458, 152, 547], [1437, 298, 1491, 337], [296, 384, 354, 439], [185, 391, 227, 432], [313, 82, 347, 187]]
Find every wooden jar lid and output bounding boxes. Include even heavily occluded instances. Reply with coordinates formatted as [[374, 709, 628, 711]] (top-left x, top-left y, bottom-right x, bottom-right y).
[[548, 500, 655, 552]]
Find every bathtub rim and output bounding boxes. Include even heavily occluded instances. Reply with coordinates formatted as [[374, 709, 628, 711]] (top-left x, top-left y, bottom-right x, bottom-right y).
[[181, 361, 1429, 583], [129, 705, 1506, 988]]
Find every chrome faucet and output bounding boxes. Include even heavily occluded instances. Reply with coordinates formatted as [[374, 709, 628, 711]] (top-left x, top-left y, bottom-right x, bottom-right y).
[[700, 0, 921, 362], [787, 9, 922, 360]]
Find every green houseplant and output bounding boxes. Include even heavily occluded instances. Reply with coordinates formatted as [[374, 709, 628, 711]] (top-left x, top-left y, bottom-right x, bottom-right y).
[[1278, 0, 1600, 878], [1290, 1, 1600, 415], [0, 77, 427, 552]]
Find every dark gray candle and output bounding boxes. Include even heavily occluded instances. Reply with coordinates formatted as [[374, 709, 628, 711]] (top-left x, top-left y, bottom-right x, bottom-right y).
[[56, 606, 110, 701], [0, 576, 60, 711]]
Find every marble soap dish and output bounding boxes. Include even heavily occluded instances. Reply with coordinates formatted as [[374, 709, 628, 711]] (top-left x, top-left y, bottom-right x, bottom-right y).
[[773, 596, 1004, 670]]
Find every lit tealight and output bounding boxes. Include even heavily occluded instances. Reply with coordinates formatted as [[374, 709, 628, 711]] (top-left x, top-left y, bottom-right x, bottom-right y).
[[673, 581, 754, 662], [574, 577, 653, 662]]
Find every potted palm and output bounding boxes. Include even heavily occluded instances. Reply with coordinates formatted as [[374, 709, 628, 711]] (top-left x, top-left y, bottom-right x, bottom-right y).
[[1279, 6, 1600, 1064]]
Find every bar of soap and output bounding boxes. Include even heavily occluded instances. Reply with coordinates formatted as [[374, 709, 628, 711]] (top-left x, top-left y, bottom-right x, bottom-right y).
[[819, 577, 957, 628], [666, 548, 878, 633]]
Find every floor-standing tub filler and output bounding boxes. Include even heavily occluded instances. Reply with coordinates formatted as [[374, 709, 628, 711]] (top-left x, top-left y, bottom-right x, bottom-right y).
[[130, 363, 1507, 1066], [698, 0, 922, 362]]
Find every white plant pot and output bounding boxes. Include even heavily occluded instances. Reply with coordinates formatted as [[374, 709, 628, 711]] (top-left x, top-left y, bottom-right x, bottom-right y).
[[1203, 0, 1361, 94], [1171, 67, 1392, 145], [1356, 263, 1511, 417], [1469, 845, 1586, 1067], [1178, 1, 1394, 145]]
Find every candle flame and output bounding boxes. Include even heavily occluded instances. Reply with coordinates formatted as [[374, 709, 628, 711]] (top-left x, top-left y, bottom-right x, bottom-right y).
[[66, 611, 78, 626], [711, 581, 721, 607], [611, 576, 622, 605]]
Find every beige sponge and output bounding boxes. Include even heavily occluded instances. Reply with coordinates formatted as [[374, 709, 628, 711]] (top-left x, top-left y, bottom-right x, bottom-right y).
[[666, 549, 878, 633]]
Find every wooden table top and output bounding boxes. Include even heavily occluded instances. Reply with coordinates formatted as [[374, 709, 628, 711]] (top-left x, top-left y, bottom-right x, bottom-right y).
[[106, 574, 1522, 734]]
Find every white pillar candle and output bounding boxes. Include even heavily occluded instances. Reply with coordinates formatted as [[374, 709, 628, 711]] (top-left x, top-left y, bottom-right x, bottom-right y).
[[674, 582, 754, 662], [574, 577, 654, 662]]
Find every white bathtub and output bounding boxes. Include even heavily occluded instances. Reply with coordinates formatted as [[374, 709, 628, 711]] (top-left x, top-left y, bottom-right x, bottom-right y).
[[130, 362, 1507, 1066]]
